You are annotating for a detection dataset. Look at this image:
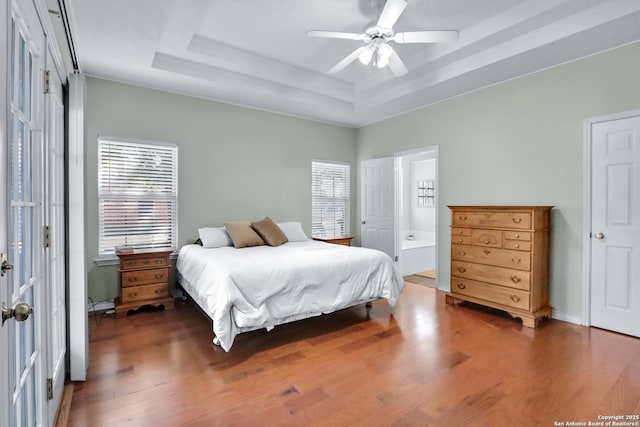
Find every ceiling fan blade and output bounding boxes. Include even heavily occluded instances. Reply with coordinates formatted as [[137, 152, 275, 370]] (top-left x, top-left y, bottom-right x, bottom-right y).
[[377, 0, 408, 29], [388, 50, 408, 77], [306, 30, 364, 40], [329, 47, 368, 74], [393, 30, 460, 44]]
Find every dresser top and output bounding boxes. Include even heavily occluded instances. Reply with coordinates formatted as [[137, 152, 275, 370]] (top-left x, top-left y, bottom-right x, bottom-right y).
[[448, 206, 554, 210]]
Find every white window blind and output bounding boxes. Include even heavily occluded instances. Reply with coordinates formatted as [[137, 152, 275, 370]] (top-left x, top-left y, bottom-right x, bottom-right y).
[[98, 137, 178, 255], [312, 160, 350, 238]]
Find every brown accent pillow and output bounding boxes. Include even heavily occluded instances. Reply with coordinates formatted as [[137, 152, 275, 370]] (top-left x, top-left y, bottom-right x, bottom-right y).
[[251, 217, 288, 247], [224, 221, 265, 249]]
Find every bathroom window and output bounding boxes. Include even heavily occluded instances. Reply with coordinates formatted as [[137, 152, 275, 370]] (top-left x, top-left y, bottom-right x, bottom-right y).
[[418, 180, 435, 206]]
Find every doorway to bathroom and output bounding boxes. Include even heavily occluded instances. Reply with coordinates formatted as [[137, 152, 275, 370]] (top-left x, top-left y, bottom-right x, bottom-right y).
[[395, 147, 438, 286]]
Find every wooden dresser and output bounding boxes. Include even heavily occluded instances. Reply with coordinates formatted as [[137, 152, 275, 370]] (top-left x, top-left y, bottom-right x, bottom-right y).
[[116, 248, 175, 318], [312, 236, 353, 246], [446, 206, 552, 327]]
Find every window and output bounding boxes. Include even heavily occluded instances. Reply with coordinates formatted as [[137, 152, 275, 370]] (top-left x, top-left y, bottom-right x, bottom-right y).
[[98, 136, 178, 255], [311, 160, 350, 238]]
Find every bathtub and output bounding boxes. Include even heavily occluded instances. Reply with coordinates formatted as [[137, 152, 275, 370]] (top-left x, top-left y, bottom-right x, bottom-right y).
[[400, 232, 436, 276]]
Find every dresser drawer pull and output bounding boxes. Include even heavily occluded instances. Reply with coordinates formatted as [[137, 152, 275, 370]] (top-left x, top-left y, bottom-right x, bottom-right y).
[[458, 230, 464, 235], [484, 250, 491, 255], [128, 277, 137, 283], [510, 295, 521, 302], [511, 258, 521, 264], [515, 234, 520, 238], [510, 276, 521, 283], [514, 244, 520, 248], [484, 240, 490, 244], [156, 259, 163, 264], [457, 267, 466, 273], [459, 215, 467, 221], [456, 283, 466, 290], [155, 288, 163, 294], [128, 261, 136, 267], [512, 217, 522, 224], [128, 292, 137, 298], [457, 251, 466, 256], [457, 239, 463, 243], [155, 274, 164, 280]]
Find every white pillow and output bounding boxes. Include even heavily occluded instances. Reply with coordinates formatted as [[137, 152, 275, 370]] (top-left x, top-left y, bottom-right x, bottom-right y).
[[198, 227, 233, 248], [276, 222, 309, 242]]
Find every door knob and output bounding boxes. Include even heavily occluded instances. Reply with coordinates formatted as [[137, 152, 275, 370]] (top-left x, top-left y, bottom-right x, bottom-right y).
[[2, 302, 33, 326], [1, 253, 13, 277], [594, 232, 605, 240], [361, 221, 366, 224]]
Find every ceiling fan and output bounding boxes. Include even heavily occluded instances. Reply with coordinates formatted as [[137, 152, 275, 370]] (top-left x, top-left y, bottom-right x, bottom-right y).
[[307, 0, 459, 77]]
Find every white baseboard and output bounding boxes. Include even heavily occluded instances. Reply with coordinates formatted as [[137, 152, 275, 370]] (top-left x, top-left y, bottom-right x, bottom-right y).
[[551, 309, 583, 325], [88, 300, 115, 312]]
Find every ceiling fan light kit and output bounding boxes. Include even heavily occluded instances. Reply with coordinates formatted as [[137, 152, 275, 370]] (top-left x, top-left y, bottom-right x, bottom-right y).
[[306, 0, 459, 77]]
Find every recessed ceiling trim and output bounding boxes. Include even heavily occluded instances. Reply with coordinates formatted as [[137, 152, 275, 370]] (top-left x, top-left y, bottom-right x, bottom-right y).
[[188, 34, 355, 102]]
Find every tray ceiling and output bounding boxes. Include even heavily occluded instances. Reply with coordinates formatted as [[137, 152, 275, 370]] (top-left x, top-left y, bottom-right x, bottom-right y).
[[66, 0, 640, 127]]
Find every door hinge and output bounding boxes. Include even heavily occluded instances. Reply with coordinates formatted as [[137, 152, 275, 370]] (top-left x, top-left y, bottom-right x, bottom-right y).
[[394, 255, 399, 262], [47, 378, 53, 400], [44, 225, 50, 248], [44, 70, 50, 94]]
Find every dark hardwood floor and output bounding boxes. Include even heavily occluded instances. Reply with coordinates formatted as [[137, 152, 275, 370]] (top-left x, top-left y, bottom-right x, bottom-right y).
[[68, 282, 640, 426]]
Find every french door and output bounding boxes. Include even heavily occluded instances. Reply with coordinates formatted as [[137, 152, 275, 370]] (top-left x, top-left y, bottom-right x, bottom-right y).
[[1, 0, 49, 425]]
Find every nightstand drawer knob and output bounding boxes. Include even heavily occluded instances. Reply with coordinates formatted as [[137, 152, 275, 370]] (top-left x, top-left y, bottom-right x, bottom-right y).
[[155, 288, 163, 294], [128, 292, 137, 298], [456, 283, 466, 290], [128, 277, 137, 283], [155, 274, 163, 280]]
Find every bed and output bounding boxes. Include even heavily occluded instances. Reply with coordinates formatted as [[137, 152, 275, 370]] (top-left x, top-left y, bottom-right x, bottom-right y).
[[176, 238, 404, 351]]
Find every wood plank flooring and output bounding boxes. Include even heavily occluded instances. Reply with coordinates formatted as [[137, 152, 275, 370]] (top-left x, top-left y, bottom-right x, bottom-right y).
[[68, 282, 640, 426]]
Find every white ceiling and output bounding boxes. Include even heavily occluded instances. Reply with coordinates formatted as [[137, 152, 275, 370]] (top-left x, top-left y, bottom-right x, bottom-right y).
[[66, 0, 640, 127]]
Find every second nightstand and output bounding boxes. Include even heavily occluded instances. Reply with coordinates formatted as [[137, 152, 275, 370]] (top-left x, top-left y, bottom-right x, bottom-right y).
[[312, 236, 353, 246]]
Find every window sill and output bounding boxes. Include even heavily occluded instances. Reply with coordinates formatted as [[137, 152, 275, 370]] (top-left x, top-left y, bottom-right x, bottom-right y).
[[94, 252, 178, 267]]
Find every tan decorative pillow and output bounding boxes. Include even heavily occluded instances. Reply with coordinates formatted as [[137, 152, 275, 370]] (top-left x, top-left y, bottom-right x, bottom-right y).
[[224, 221, 265, 249], [251, 217, 288, 247]]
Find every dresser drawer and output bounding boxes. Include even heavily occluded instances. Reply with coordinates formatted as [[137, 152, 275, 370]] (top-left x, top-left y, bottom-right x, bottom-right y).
[[121, 268, 169, 287], [452, 211, 532, 230], [451, 260, 530, 291], [120, 255, 169, 271], [452, 235, 473, 245], [451, 244, 531, 271], [121, 283, 169, 303], [451, 228, 472, 237], [503, 231, 531, 241], [451, 278, 530, 311], [504, 240, 531, 251], [470, 229, 502, 248]]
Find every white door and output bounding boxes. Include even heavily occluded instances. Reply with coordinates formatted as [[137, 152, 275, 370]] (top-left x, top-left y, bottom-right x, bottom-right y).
[[361, 157, 395, 258], [1, 1, 48, 425], [590, 115, 640, 337], [44, 53, 66, 426]]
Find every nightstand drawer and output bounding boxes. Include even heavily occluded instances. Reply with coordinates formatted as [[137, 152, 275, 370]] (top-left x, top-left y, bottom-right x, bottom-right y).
[[121, 268, 168, 287], [120, 255, 169, 271], [121, 283, 169, 303]]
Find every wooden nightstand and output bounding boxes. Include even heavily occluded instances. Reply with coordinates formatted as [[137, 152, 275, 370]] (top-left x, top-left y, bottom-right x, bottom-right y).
[[115, 248, 175, 318], [312, 236, 353, 246]]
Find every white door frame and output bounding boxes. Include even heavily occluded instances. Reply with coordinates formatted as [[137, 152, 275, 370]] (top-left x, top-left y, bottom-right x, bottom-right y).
[[582, 108, 640, 326], [393, 145, 440, 288]]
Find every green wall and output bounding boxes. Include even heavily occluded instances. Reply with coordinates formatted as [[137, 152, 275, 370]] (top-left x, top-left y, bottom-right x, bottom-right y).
[[85, 40, 640, 321], [356, 41, 640, 320], [85, 78, 357, 303]]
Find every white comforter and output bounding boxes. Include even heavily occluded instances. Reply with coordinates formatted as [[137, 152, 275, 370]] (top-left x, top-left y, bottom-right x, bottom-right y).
[[176, 240, 404, 351]]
